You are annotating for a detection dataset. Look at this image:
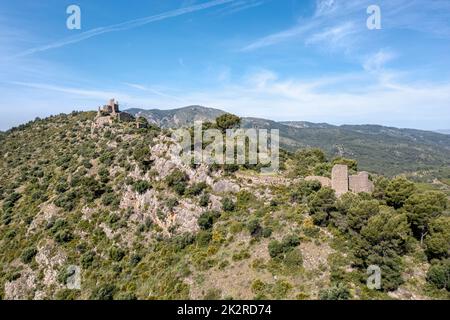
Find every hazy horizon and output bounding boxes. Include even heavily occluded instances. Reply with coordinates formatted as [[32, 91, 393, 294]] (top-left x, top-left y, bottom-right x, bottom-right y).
[[1, 0, 450, 131], [1, 103, 449, 133]]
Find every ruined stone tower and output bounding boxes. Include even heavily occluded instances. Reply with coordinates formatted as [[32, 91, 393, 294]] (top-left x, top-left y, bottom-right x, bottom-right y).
[[349, 171, 374, 193], [306, 164, 374, 196], [94, 98, 135, 128], [331, 164, 349, 196], [109, 99, 119, 115]]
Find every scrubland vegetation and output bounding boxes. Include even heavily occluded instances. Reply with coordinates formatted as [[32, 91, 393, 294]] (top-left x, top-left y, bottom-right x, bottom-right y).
[[0, 112, 448, 300]]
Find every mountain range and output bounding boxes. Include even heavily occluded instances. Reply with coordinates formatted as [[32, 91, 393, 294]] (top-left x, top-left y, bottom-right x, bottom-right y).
[[126, 106, 450, 175]]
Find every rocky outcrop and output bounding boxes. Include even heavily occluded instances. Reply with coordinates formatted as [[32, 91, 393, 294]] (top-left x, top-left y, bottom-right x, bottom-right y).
[[212, 180, 240, 194]]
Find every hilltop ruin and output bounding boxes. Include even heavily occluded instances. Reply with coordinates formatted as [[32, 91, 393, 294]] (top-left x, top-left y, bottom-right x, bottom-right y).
[[306, 164, 374, 196], [95, 99, 135, 127]]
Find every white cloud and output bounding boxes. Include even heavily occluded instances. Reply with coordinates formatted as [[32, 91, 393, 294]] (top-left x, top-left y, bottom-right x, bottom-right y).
[[363, 49, 396, 72], [123, 82, 185, 102], [305, 21, 358, 52], [241, 0, 450, 53], [13, 0, 236, 58], [240, 21, 319, 51]]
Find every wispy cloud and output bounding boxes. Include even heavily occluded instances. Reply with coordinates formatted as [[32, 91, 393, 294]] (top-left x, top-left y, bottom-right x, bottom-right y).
[[213, 0, 265, 16], [124, 82, 185, 103], [8, 81, 118, 100], [363, 49, 396, 72], [14, 0, 236, 58], [241, 0, 450, 52], [240, 20, 319, 52], [305, 21, 358, 52]]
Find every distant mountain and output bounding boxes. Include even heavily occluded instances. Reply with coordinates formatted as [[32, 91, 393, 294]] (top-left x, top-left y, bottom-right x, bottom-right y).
[[436, 129, 450, 135], [126, 106, 225, 128], [126, 106, 450, 175], [279, 121, 335, 129]]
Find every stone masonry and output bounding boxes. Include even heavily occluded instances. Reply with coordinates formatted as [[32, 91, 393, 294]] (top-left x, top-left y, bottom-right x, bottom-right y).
[[349, 171, 373, 193], [306, 164, 374, 196], [95, 98, 134, 127], [331, 164, 349, 196]]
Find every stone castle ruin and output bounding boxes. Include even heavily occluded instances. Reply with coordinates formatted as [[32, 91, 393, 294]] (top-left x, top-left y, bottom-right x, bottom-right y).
[[98, 98, 120, 116], [306, 164, 374, 196], [95, 98, 135, 127]]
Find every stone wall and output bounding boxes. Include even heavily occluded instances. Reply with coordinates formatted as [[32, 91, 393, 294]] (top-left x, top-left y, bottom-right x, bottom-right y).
[[304, 165, 373, 196], [349, 172, 374, 193], [331, 164, 349, 196], [96, 99, 134, 124]]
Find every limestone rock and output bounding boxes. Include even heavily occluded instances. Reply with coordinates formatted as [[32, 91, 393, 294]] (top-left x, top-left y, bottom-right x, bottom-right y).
[[212, 180, 240, 194]]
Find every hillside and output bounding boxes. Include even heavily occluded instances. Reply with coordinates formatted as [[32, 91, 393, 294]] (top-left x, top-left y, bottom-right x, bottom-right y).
[[127, 107, 450, 175], [0, 111, 449, 300]]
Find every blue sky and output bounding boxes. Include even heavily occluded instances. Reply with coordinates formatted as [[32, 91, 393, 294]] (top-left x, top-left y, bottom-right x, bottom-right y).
[[1, 0, 450, 130]]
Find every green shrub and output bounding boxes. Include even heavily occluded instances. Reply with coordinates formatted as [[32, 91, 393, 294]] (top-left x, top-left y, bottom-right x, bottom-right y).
[[262, 227, 273, 238], [272, 280, 293, 299], [319, 283, 351, 300], [166, 169, 189, 195], [130, 254, 142, 267], [237, 190, 255, 208], [165, 198, 179, 211], [224, 164, 239, 174], [102, 192, 119, 207], [91, 284, 117, 300], [186, 182, 207, 197], [109, 246, 126, 262], [133, 144, 152, 172], [55, 289, 79, 300], [424, 217, 450, 260], [284, 249, 303, 268], [426, 260, 450, 291], [215, 114, 241, 132], [405, 191, 447, 240], [132, 180, 152, 194], [81, 251, 95, 268], [385, 177, 415, 209], [232, 249, 251, 261], [21, 247, 38, 264], [221, 197, 235, 212], [54, 230, 73, 243], [268, 235, 301, 260], [196, 230, 212, 246], [308, 187, 337, 226], [291, 180, 321, 202], [247, 219, 263, 238], [268, 240, 285, 259], [198, 211, 220, 230], [173, 233, 195, 251], [54, 191, 78, 211], [199, 194, 210, 207]]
